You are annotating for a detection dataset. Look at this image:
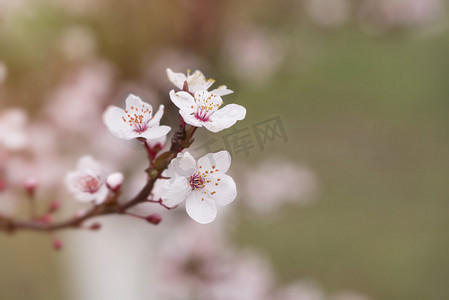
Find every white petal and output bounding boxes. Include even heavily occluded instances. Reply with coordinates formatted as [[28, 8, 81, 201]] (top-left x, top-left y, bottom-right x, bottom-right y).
[[185, 192, 217, 224], [179, 110, 203, 127], [169, 90, 197, 114], [65, 171, 80, 193], [92, 185, 109, 205], [197, 151, 232, 174], [147, 104, 165, 127], [207, 173, 236, 206], [205, 104, 246, 133], [140, 125, 171, 140], [77, 155, 101, 174], [166, 68, 186, 90], [211, 85, 234, 96], [125, 94, 153, 112], [169, 151, 197, 177], [161, 177, 191, 207], [103, 106, 134, 140], [74, 191, 98, 202]]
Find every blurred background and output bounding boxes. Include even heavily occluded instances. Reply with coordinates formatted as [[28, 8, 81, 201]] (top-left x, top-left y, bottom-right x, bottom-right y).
[[1, 0, 449, 299]]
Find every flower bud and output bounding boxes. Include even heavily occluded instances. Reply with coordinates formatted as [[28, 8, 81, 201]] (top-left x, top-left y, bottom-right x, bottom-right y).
[[24, 178, 38, 198], [53, 239, 63, 250], [89, 223, 102, 231], [106, 172, 124, 192], [145, 213, 162, 225]]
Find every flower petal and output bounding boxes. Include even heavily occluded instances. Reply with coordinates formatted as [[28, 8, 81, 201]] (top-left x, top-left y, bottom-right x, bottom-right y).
[[103, 106, 134, 140], [169, 90, 197, 114], [140, 125, 171, 140], [166, 68, 186, 90], [77, 156, 102, 174], [185, 192, 217, 224], [194, 91, 223, 114], [74, 191, 98, 202], [197, 151, 232, 174], [169, 151, 197, 178], [211, 85, 234, 96], [92, 185, 109, 205], [125, 94, 153, 114], [207, 173, 236, 206], [147, 104, 165, 127], [161, 177, 190, 207], [205, 104, 246, 133], [65, 171, 80, 194]]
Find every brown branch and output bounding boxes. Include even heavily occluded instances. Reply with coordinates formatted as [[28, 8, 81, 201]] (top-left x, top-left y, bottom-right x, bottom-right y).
[[0, 122, 197, 234]]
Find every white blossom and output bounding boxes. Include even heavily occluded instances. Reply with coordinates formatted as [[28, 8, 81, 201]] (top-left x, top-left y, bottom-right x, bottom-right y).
[[161, 151, 236, 224], [103, 94, 171, 140], [65, 156, 108, 204], [0, 108, 28, 151], [166, 68, 233, 96], [169, 90, 246, 132]]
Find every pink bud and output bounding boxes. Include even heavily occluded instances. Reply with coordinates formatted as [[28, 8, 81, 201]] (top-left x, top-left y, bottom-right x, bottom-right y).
[[24, 178, 37, 198], [53, 239, 63, 250], [145, 213, 162, 225], [0, 179, 6, 191], [89, 223, 102, 231], [106, 172, 124, 192]]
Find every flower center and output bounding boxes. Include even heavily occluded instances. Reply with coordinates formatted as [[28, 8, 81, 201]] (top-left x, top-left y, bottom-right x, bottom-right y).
[[189, 173, 206, 191], [194, 92, 222, 122], [121, 105, 152, 133], [77, 175, 100, 194]]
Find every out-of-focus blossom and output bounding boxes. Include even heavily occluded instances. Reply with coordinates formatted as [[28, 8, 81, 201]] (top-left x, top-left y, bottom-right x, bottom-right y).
[[45, 63, 114, 134], [58, 26, 97, 60], [304, 0, 350, 28], [242, 158, 318, 215], [167, 68, 233, 96], [0, 61, 7, 84], [65, 155, 108, 204], [103, 94, 171, 140], [0, 108, 28, 151], [5, 155, 67, 189], [169, 90, 246, 132], [154, 223, 274, 300], [358, 0, 443, 31], [161, 151, 236, 224], [222, 26, 285, 84], [276, 280, 325, 300], [201, 251, 274, 300]]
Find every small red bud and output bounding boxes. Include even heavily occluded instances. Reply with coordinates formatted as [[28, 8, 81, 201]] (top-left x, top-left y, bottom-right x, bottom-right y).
[[49, 200, 60, 213], [89, 223, 102, 231], [53, 239, 63, 250], [145, 214, 162, 225], [24, 178, 37, 198]]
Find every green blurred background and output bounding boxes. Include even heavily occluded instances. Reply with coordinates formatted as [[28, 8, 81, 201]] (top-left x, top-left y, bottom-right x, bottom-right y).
[[1, 0, 449, 299]]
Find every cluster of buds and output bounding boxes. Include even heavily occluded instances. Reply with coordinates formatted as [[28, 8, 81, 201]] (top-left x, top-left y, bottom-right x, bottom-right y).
[[0, 68, 246, 248]]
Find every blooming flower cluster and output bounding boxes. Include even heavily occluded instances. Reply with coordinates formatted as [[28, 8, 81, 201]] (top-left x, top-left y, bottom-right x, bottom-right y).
[[64, 68, 245, 224]]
